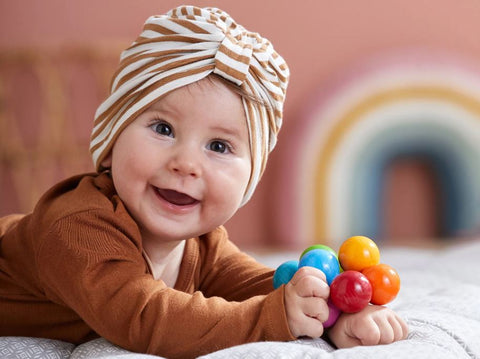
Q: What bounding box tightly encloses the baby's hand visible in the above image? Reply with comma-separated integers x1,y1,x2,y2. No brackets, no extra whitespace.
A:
328,305,408,347
284,266,330,338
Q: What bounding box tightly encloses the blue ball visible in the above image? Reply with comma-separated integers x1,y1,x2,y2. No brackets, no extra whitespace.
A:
298,248,340,285
273,260,299,289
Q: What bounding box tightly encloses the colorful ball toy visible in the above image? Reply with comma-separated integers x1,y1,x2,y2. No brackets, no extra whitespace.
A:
273,260,299,290
298,249,340,285
329,270,372,313
323,299,341,328
362,263,400,305
338,235,380,271
300,244,338,260
273,235,400,327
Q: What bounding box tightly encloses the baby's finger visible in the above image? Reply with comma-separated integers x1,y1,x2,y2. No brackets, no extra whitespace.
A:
289,266,327,285
400,316,409,339
357,317,381,346
285,293,327,338
377,318,395,344
294,275,329,299
372,311,409,344
295,313,325,338
389,315,409,341
289,267,329,298
372,311,410,344
301,296,330,323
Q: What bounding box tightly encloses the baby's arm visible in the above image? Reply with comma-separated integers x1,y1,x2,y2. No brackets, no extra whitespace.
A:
37,219,294,358
327,304,408,347
284,266,330,338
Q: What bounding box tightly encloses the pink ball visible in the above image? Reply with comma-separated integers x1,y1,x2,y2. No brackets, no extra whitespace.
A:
323,300,341,328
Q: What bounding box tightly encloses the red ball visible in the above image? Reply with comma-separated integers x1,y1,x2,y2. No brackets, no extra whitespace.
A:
330,271,372,313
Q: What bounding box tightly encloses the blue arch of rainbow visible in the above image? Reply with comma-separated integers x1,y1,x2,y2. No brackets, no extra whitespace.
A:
351,119,480,239
305,85,480,246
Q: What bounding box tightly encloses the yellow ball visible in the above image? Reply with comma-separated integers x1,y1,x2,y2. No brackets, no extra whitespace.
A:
339,236,380,271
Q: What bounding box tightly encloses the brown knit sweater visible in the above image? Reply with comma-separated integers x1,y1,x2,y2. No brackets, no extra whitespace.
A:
0,173,294,358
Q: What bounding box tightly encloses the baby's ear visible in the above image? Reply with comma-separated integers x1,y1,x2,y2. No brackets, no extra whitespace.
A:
100,153,112,168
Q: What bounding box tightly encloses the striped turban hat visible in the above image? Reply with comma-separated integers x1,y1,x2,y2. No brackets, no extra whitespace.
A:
90,5,289,204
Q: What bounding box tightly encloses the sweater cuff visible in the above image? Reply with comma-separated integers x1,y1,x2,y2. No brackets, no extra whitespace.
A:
263,286,296,341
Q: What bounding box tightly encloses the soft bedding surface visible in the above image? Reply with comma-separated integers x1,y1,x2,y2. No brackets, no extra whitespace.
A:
1,240,480,358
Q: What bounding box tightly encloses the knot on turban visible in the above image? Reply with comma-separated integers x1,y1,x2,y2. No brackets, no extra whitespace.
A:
90,6,290,205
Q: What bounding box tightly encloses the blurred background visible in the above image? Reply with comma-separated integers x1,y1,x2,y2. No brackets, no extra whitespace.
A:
2,0,480,251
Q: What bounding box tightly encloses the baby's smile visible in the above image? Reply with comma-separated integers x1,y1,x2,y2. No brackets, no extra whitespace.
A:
156,188,199,206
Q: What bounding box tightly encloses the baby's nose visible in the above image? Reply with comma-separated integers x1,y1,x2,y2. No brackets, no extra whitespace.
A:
168,147,202,178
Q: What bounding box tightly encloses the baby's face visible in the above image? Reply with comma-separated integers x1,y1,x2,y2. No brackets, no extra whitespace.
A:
104,77,251,244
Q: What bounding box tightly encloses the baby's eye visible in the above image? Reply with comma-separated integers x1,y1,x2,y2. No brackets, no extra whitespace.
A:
151,122,173,137
209,140,230,154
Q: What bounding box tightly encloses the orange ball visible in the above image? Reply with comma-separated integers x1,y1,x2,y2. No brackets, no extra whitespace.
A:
338,236,380,271
362,264,401,305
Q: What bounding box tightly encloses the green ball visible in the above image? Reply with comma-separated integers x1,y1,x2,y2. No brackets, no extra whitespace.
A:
300,244,338,260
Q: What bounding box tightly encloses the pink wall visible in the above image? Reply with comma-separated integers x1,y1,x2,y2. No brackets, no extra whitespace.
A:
2,0,480,249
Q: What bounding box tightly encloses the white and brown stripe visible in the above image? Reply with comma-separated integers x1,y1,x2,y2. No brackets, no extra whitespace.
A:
90,6,289,204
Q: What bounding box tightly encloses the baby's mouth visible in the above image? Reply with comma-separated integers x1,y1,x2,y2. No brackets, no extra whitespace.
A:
156,188,199,206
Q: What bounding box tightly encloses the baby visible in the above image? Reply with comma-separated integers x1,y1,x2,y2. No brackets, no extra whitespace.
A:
0,6,408,358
